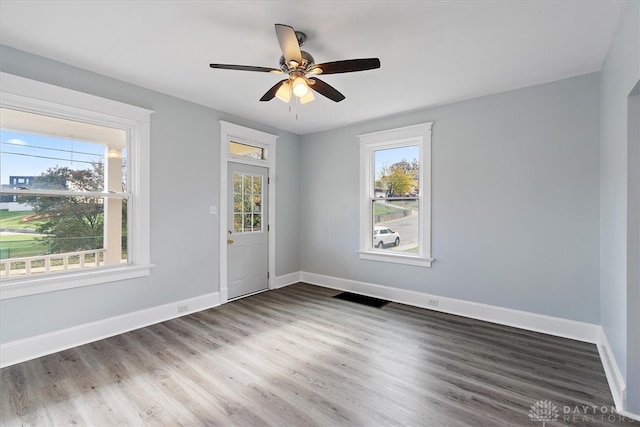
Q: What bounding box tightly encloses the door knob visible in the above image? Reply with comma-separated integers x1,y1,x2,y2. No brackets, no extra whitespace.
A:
227,238,234,244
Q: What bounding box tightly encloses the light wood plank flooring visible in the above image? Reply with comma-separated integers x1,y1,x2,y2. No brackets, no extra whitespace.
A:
1,283,637,426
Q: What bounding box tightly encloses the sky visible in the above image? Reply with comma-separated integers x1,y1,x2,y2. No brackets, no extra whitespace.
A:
1,130,106,186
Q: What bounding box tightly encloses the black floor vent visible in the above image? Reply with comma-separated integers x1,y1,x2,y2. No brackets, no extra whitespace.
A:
333,292,390,308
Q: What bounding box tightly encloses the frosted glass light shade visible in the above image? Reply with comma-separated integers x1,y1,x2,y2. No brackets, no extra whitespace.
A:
275,82,291,102
299,90,315,104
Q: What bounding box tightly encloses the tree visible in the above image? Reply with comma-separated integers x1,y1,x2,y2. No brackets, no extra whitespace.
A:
19,164,105,254
376,158,419,196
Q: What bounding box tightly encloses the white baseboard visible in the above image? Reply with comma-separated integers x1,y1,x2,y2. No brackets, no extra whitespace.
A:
597,327,627,412
617,410,640,423
0,291,220,368
299,271,601,344
270,271,300,289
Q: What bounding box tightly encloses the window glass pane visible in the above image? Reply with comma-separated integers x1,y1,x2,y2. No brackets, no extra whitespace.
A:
1,108,127,193
229,141,264,160
0,195,127,277
372,199,419,254
374,145,420,197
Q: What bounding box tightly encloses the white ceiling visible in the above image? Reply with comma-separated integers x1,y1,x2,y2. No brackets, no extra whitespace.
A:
0,1,628,135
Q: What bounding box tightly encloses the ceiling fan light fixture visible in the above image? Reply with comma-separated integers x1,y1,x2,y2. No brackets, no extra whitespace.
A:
292,77,309,97
275,81,292,102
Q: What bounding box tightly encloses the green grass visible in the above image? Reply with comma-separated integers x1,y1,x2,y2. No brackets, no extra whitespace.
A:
0,234,40,242
374,201,418,216
0,210,46,230
0,210,47,258
0,235,49,259
374,204,401,215
391,200,419,210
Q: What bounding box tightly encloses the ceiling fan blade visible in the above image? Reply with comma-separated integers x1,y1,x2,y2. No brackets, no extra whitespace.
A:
275,24,302,65
310,58,381,75
209,64,280,73
260,79,289,101
308,77,346,102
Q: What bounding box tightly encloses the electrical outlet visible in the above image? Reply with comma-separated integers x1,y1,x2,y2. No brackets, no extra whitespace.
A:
427,298,439,307
178,305,189,313
209,206,217,215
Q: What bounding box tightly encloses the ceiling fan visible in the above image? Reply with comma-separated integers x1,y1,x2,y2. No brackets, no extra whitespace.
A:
209,24,381,105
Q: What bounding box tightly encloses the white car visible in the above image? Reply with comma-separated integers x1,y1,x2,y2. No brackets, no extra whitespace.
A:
373,226,400,248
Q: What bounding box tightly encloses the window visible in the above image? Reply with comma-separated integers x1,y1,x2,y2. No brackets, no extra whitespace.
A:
229,141,265,160
0,72,153,299
359,123,433,267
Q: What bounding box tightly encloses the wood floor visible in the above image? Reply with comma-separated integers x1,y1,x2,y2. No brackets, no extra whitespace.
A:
1,283,637,426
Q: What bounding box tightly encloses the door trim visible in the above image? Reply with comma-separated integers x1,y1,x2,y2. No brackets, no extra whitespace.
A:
219,121,277,304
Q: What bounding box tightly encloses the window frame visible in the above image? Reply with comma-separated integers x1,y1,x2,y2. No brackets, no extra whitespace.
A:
358,122,433,267
0,72,153,299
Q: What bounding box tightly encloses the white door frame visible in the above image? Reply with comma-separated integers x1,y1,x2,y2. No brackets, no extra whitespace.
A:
219,121,277,304
626,83,640,415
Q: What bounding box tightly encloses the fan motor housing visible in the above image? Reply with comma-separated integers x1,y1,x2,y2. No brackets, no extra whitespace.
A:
279,51,315,72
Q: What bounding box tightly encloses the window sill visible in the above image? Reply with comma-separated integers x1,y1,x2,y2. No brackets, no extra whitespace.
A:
358,250,433,267
0,264,154,300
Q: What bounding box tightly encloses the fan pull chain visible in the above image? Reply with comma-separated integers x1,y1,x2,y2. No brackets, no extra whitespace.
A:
288,96,300,120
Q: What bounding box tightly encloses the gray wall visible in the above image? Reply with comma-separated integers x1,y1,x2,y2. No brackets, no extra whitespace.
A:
599,0,640,405
301,73,601,323
0,45,301,343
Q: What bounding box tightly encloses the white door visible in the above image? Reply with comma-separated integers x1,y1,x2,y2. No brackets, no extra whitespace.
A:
227,162,268,299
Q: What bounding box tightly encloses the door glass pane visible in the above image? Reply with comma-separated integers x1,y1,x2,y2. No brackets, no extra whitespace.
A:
230,141,264,160
233,193,242,212
243,193,252,213
233,172,263,233
234,174,243,193
234,214,243,232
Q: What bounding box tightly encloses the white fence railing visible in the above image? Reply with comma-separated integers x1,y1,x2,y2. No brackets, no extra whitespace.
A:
0,249,106,278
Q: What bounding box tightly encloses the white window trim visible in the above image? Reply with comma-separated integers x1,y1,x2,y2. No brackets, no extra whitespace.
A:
219,121,277,304
358,122,434,267
0,72,154,300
